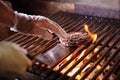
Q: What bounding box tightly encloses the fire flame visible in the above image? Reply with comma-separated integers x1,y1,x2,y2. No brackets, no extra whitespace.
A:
84,24,97,43
53,25,99,79
53,47,101,80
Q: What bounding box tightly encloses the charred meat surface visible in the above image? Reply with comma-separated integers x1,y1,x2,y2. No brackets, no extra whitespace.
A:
60,32,89,47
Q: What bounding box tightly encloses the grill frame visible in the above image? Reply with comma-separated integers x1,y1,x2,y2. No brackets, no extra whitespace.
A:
4,11,120,80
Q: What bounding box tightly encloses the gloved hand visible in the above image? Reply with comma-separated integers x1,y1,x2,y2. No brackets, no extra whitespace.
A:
11,11,67,40
0,41,32,78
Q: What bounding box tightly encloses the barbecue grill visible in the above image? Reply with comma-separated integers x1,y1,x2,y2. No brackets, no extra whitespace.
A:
4,11,120,80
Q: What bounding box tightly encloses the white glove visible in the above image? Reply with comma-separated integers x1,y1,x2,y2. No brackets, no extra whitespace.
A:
11,11,67,40
0,41,32,77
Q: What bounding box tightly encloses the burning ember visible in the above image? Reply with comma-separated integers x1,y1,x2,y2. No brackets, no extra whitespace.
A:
53,46,102,80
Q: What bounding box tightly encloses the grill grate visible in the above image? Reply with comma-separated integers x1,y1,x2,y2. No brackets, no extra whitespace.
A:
4,11,120,80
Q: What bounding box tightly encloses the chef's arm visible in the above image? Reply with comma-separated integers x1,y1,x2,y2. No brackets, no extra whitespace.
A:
0,1,14,27
0,1,67,40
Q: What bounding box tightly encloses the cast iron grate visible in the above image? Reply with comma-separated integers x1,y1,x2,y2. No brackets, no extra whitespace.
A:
4,11,120,80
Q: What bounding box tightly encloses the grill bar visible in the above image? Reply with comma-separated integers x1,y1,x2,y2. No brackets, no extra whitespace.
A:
116,63,120,80
43,15,119,80
4,11,120,80
102,48,120,80
40,14,104,79
80,28,120,79
91,39,120,80
59,25,119,80
81,38,120,80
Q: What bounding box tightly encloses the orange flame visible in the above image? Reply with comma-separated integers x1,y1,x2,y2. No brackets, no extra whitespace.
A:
96,65,102,70
84,24,97,43
53,47,101,80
